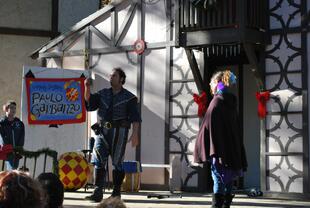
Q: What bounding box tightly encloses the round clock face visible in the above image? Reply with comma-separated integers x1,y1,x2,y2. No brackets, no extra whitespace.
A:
142,0,161,4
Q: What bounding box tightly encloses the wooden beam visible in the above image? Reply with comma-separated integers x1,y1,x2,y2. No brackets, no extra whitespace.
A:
84,27,91,69
31,0,138,58
185,48,204,93
135,0,144,162
39,46,135,58
61,29,85,51
243,43,264,90
301,0,309,195
51,0,59,38
165,0,172,189
0,27,58,37
115,3,137,46
38,41,176,58
181,28,240,47
111,8,117,46
237,0,246,31
180,28,265,47
174,0,180,47
38,52,63,58
38,5,115,54
89,25,112,46
147,41,175,49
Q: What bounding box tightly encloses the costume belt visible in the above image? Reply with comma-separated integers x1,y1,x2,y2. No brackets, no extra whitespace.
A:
102,120,130,129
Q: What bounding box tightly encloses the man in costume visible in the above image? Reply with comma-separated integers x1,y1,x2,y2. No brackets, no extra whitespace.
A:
194,70,247,208
0,100,25,170
84,67,141,202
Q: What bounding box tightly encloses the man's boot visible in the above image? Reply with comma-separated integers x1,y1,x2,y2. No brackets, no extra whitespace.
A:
211,193,224,208
110,170,125,198
222,194,234,208
85,168,105,202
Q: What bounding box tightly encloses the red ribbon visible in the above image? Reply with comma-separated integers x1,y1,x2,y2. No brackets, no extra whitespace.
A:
0,144,13,160
256,91,270,119
193,91,207,118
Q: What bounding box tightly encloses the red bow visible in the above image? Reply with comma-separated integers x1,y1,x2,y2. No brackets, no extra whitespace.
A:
256,91,270,119
193,91,207,118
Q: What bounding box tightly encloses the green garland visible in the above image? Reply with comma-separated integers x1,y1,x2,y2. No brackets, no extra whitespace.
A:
13,147,58,176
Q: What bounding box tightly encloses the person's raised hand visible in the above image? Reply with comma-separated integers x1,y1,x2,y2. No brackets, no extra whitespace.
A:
84,78,91,87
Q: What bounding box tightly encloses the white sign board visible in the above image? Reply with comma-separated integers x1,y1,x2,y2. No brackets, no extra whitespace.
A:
21,66,89,175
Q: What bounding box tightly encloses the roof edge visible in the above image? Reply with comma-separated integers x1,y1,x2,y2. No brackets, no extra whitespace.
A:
30,3,117,59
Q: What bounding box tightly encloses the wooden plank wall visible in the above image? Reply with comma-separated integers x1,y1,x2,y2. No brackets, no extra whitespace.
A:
178,0,267,31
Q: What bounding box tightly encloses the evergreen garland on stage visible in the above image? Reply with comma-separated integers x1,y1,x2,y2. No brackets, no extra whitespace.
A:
13,147,58,175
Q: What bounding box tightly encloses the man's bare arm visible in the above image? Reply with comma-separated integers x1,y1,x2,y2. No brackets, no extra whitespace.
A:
129,122,140,147
84,78,91,102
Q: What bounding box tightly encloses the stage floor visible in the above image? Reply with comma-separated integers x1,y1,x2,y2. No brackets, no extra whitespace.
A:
63,189,310,208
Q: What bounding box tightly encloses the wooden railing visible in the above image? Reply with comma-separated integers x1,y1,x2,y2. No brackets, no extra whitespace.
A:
177,0,267,32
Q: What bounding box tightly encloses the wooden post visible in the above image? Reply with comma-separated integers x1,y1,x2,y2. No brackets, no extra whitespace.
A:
185,49,205,93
